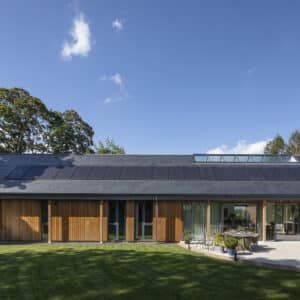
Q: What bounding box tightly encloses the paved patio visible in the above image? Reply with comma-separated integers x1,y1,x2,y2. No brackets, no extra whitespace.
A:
238,241,300,270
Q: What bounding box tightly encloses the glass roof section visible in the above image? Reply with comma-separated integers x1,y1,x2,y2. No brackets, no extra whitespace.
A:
193,154,299,163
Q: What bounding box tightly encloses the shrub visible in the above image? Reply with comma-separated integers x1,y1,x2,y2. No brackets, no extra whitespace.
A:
213,234,224,246
183,232,192,242
224,237,238,249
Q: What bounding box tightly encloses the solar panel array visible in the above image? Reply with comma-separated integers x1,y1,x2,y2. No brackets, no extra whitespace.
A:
5,165,300,181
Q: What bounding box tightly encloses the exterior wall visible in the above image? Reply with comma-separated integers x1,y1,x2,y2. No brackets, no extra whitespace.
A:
5,198,296,243
126,200,135,241
155,201,183,242
51,200,100,242
0,199,41,241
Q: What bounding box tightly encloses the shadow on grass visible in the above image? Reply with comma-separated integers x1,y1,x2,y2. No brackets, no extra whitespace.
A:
0,244,299,300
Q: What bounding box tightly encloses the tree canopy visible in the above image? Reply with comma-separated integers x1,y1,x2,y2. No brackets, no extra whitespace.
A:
96,138,125,154
264,131,300,155
0,87,94,154
264,135,286,155
0,87,125,154
286,130,300,155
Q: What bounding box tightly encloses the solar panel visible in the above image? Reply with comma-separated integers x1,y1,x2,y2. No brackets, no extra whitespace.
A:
6,166,30,180
5,164,300,181
211,166,248,181
103,167,122,180
168,167,184,180
135,167,153,180
119,167,136,180
22,166,48,179
183,167,200,180
245,167,265,181
152,167,168,180
88,167,106,179
54,166,76,179
38,166,60,179
284,167,300,181
198,166,215,180
71,166,91,179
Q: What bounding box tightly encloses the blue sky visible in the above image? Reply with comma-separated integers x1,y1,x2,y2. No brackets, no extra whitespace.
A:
1,1,300,154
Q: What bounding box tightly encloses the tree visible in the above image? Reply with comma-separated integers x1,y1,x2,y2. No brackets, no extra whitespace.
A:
264,135,286,155
47,110,94,153
0,87,50,153
287,130,300,154
96,137,125,154
0,87,94,154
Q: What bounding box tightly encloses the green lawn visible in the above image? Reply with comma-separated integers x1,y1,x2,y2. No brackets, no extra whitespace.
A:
0,244,299,300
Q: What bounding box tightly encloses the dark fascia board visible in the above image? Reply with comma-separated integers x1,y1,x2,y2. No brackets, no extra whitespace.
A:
1,193,300,201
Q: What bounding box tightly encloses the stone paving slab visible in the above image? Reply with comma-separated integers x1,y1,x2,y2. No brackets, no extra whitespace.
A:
238,241,300,270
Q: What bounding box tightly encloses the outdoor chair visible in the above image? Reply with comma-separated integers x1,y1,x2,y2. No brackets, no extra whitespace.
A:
203,239,214,251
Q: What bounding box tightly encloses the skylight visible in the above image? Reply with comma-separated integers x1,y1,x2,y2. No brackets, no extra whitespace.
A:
193,154,299,163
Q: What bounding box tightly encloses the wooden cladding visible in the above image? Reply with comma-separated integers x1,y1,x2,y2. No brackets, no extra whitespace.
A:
0,200,41,241
126,201,135,241
155,201,183,242
0,199,184,243
51,200,100,242
101,201,108,242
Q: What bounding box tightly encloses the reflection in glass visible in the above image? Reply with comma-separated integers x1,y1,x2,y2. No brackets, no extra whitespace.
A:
108,201,126,241
135,201,153,240
211,203,258,236
267,203,300,240
183,202,206,240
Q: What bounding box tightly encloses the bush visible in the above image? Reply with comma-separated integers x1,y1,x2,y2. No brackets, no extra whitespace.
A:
224,237,238,249
183,232,192,242
213,234,224,246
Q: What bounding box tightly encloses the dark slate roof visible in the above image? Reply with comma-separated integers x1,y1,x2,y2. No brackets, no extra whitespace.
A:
1,153,300,200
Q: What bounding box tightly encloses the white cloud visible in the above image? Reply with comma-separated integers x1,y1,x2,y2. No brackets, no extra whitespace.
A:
110,73,123,86
104,96,124,104
101,73,124,87
61,13,91,59
112,18,123,31
206,140,269,154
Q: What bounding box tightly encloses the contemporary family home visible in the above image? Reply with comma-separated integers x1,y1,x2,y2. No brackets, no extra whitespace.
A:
0,153,300,243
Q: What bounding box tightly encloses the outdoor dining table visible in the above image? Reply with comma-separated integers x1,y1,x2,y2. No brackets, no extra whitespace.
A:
224,231,259,251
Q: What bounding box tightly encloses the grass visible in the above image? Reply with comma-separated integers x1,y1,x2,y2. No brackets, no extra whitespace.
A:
0,244,299,300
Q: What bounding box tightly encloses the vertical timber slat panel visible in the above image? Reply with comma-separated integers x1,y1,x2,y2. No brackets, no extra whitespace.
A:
99,201,103,243
0,199,2,240
175,201,183,242
206,200,211,240
126,200,135,241
102,201,108,242
48,200,52,243
50,200,100,242
0,200,41,241
157,201,183,242
262,200,267,241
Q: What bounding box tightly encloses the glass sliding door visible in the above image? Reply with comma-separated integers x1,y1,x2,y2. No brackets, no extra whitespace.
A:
211,202,259,236
108,201,126,241
267,203,300,240
183,202,206,240
41,201,48,241
135,201,153,240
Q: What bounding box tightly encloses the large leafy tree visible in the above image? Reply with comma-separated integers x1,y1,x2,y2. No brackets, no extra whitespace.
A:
264,135,286,155
0,88,50,153
48,110,94,153
287,130,300,154
0,87,94,154
96,137,125,154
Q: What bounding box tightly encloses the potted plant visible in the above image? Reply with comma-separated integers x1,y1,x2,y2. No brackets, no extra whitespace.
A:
183,232,192,244
213,234,224,253
224,237,238,258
